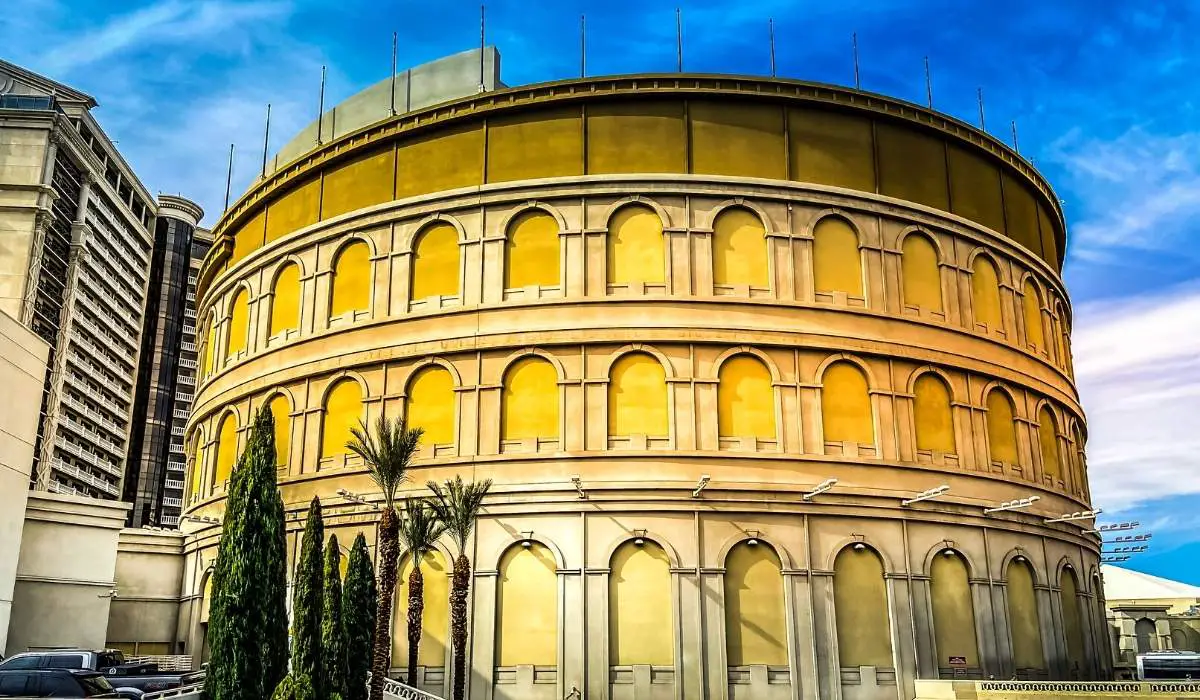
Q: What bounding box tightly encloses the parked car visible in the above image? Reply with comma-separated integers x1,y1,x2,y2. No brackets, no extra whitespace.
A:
0,668,141,698
0,652,184,693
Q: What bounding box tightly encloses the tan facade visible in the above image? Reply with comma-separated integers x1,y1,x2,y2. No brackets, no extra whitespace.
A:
183,77,1104,699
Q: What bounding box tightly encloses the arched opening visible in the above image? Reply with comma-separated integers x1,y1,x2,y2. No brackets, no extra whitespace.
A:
500,357,559,442
1061,567,1085,676
1073,424,1088,496
226,289,249,358
971,255,1003,330
901,234,942,312
913,373,955,453
833,545,893,668
821,361,873,445
1038,405,1061,482
712,207,768,288
187,433,204,502
406,366,455,448
1135,618,1156,654
606,205,665,286
320,379,362,460
270,263,301,336
268,394,291,469
986,389,1020,466
330,241,371,319
213,413,238,489
504,210,559,289
724,541,787,666
717,355,775,440
812,217,863,297
1006,558,1045,671
930,550,978,673
496,542,558,667
610,540,673,666
411,223,460,300
1023,280,1045,351
202,313,217,377
393,549,451,671
608,353,668,439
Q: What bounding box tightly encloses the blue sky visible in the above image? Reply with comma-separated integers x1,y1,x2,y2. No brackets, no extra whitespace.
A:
4,0,1198,583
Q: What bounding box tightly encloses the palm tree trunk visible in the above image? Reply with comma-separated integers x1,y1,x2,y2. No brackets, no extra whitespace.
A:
450,553,471,700
406,564,424,686
369,506,400,700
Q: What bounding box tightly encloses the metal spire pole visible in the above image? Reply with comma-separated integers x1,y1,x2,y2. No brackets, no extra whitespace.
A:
479,5,486,91
390,32,397,116
1011,120,1020,153
852,32,861,89
260,103,271,178
977,87,986,130
924,56,932,108
223,143,234,212
769,18,776,77
316,65,326,145
676,8,683,72
581,15,586,78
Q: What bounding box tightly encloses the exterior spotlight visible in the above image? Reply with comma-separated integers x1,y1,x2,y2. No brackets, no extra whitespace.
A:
181,514,220,526
942,549,955,557
901,484,950,507
335,488,380,510
1014,554,1025,562
853,542,866,552
802,478,838,501
520,531,534,548
691,474,711,498
571,475,587,500
983,496,1040,514
745,529,761,546
1044,508,1102,524
632,529,647,546
1102,556,1130,563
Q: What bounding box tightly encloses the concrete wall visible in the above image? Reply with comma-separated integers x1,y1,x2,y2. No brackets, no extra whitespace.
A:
7,492,130,653
0,310,49,653
105,529,185,655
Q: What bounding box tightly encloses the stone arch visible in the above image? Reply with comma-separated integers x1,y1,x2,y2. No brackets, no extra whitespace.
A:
490,535,568,572
500,353,561,442
210,408,242,490
600,195,673,230
262,388,296,469
496,201,570,237
905,365,957,396
399,213,469,254
609,537,675,666
920,542,979,579
404,356,464,391
318,369,371,405
601,532,683,570
602,344,677,379
824,537,896,573
224,281,254,357
496,347,567,384
716,533,797,571
700,197,776,233
722,537,789,667
977,379,1021,412
832,542,894,669
897,226,949,262
711,345,783,383
269,252,308,279
330,233,379,261
403,362,457,447
813,352,878,389
802,209,865,240
495,539,560,667
999,548,1041,586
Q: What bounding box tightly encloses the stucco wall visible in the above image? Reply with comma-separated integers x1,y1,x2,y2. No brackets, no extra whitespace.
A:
105,529,185,655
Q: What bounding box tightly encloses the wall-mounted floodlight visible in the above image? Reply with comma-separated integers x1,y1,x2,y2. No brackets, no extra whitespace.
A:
1044,508,1102,524
1111,533,1152,543
632,529,647,546
335,488,381,510
1101,556,1130,563
570,475,587,500
691,475,711,498
802,478,838,501
1103,545,1149,555
1084,521,1138,535
181,514,220,526
745,530,761,546
901,485,950,507
983,496,1039,514
520,531,534,548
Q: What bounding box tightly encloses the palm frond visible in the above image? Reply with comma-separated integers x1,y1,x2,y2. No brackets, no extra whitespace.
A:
397,498,447,562
426,475,493,553
346,415,423,510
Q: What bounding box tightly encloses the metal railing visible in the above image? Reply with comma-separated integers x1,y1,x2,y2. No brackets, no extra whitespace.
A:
181,342,197,352
165,479,184,490
179,358,197,369
173,408,191,419
161,515,180,526
57,414,125,465
53,438,122,479
49,457,119,496
382,677,445,700
59,393,125,437
163,496,183,507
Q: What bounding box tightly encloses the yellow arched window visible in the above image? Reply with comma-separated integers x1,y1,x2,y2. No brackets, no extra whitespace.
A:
724,541,787,666
213,413,238,488
1054,300,1071,369
901,234,942,311
930,550,978,670
504,211,559,289
1061,568,1085,672
496,543,558,666
971,255,1003,330
330,241,371,319
610,540,673,665
812,217,863,297
717,355,775,440
985,389,1019,466
821,361,873,445
411,223,460,300
187,434,204,501
320,378,362,459
913,373,955,453
833,545,893,668
501,357,559,441
394,550,451,669
226,289,249,358
202,313,217,377
406,366,455,446
270,263,301,336
608,353,668,438
1038,405,1060,482
1006,558,1045,670
713,207,768,288
607,205,664,285
268,394,291,469
1023,280,1045,351
1073,424,1088,495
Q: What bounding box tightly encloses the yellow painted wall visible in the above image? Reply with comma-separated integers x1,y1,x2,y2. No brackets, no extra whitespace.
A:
586,100,686,174
269,263,301,336
320,379,362,459
690,100,786,180
501,357,559,441
322,148,395,220
487,107,583,183
812,217,863,297
395,122,484,199
985,390,1019,466
788,108,875,192
609,541,673,666
1038,406,1060,481
411,223,460,300
1061,568,1085,671
394,550,450,668
606,205,664,285
948,144,1005,233
1023,281,1045,351
717,355,775,439
496,543,557,666
712,207,769,288
231,210,265,265
1037,203,1060,269
329,241,371,318
1006,559,1045,670
269,394,290,468
226,289,249,358
213,414,238,488
724,542,787,666
821,361,873,445
406,366,455,446
834,546,893,668
1003,173,1043,258
901,234,942,312
913,373,955,453
265,177,320,243
504,211,559,289
608,353,668,437
930,551,978,668
876,122,949,211
971,256,1003,329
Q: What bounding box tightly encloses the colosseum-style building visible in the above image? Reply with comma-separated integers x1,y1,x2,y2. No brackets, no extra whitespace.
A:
180,53,1107,700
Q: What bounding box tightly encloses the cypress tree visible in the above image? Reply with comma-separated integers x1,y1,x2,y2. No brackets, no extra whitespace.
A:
207,405,289,700
322,535,348,700
293,497,325,698
343,533,376,700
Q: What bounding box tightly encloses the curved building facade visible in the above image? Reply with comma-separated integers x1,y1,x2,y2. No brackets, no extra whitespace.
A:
180,73,1106,699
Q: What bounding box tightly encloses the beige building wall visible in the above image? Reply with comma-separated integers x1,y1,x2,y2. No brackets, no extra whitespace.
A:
105,529,185,655
0,310,50,653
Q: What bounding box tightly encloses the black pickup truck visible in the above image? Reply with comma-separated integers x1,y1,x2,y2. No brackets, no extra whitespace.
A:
0,650,201,694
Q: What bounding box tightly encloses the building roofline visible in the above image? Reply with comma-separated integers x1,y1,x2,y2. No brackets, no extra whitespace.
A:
0,58,97,107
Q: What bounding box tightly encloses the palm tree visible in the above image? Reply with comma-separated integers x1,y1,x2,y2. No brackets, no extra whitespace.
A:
426,476,492,700
347,416,423,700
397,498,447,686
